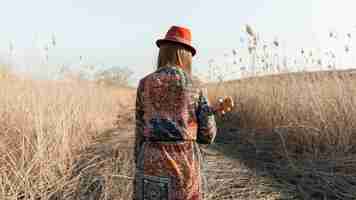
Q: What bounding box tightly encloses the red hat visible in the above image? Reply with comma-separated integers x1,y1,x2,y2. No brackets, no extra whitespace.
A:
156,26,196,56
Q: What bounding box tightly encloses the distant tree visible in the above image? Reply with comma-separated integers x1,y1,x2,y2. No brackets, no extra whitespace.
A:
94,66,133,86
0,64,10,79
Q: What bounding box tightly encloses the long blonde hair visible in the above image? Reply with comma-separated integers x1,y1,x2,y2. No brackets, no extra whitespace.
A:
157,42,193,75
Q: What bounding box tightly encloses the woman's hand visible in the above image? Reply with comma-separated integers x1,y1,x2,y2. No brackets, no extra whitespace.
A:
214,96,234,115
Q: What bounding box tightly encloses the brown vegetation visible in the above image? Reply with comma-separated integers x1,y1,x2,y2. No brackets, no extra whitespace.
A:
0,77,135,199
208,70,356,199
3,68,356,199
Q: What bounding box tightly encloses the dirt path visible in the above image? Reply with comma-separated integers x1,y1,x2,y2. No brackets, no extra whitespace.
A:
202,126,297,200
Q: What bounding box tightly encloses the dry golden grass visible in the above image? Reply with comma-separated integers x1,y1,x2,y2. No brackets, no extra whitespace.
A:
208,70,356,154
0,77,135,199
3,69,356,199
207,70,356,199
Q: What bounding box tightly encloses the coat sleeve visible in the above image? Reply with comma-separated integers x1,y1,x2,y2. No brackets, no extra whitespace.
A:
196,88,217,144
134,80,145,167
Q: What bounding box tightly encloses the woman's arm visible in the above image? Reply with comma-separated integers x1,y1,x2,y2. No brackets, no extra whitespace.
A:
196,89,217,144
134,81,145,167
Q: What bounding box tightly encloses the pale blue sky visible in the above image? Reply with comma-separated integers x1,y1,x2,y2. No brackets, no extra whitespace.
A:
0,0,355,84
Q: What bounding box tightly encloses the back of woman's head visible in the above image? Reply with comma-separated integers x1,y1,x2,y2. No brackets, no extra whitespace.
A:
157,42,193,74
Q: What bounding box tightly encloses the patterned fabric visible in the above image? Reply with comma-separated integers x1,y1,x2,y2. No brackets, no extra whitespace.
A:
134,66,217,200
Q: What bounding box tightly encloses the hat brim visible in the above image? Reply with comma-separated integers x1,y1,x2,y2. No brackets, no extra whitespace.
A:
156,39,196,56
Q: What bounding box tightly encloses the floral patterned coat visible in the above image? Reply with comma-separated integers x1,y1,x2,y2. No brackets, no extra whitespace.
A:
134,66,217,200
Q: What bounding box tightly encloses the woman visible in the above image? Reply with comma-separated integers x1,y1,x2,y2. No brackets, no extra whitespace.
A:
134,26,233,200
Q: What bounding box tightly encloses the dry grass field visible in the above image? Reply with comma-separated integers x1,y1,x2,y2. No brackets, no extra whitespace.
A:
208,69,356,199
2,69,356,199
0,77,136,199
208,70,356,151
